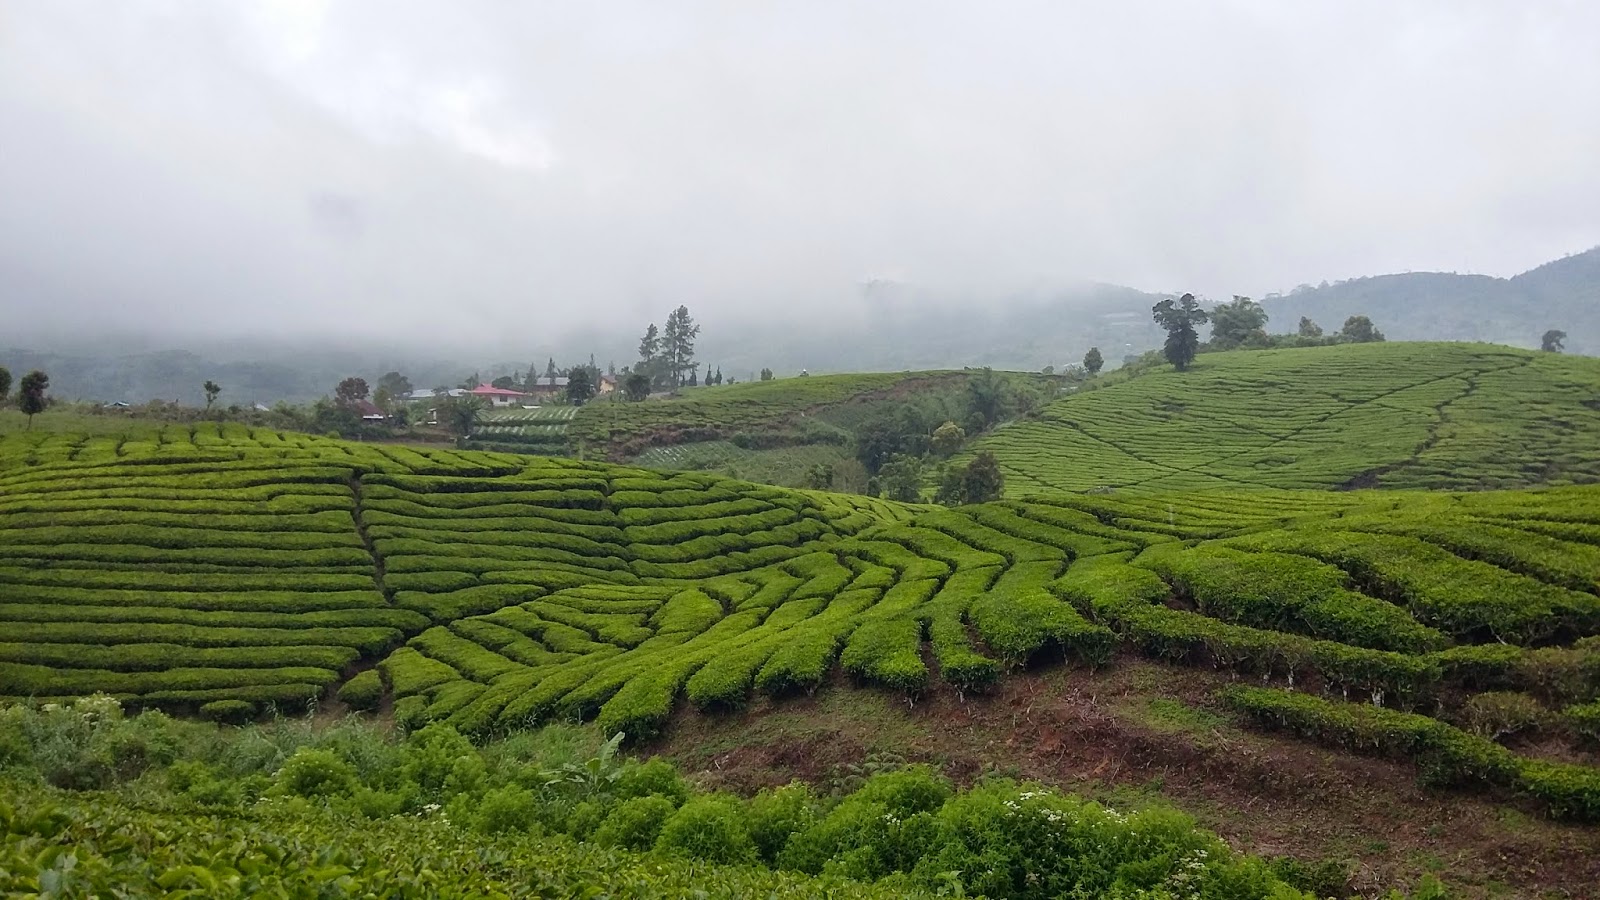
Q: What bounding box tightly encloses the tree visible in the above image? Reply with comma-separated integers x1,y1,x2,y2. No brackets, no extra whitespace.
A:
335,377,370,407
1297,317,1323,338
566,366,597,405
1208,296,1269,349
713,366,723,386
491,375,517,390
202,380,221,410
637,324,661,366
0,366,9,403
545,358,559,386
876,454,923,503
1152,293,1209,371
623,372,651,402
687,365,698,387
661,305,700,387
935,464,965,506
930,420,966,457
376,371,412,398
961,451,1005,504
760,368,774,381
1541,329,1567,353
437,394,484,439
18,370,48,429
1340,315,1385,343
1083,347,1104,375
967,367,1008,430
802,463,834,490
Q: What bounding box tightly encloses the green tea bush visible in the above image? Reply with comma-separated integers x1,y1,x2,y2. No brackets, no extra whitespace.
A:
1568,700,1600,743
336,670,383,711
1461,691,1548,740
970,588,1114,667
198,699,255,723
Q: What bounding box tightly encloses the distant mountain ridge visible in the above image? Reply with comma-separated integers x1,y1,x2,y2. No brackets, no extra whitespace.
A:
1261,247,1599,354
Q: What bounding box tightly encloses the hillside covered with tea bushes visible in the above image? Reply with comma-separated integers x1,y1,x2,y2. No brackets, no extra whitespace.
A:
960,342,1600,494
2,422,1598,827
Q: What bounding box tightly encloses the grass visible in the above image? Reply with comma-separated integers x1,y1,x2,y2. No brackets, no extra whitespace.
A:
1136,697,1231,735
959,342,1600,493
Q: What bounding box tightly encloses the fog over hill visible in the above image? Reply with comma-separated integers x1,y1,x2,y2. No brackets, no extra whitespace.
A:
8,246,1596,406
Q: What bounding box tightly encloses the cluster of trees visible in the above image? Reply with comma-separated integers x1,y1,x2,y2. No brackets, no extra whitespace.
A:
0,365,50,428
1150,294,1388,371
852,369,1037,504
633,306,701,391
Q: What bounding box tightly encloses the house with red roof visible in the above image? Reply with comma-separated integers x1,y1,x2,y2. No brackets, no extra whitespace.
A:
463,383,530,407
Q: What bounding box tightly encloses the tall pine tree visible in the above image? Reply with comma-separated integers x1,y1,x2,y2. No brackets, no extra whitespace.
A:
662,306,700,387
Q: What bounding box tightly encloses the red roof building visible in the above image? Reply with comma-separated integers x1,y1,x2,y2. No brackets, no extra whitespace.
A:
464,384,530,407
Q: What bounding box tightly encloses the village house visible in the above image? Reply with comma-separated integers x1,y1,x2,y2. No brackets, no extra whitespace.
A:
464,383,531,407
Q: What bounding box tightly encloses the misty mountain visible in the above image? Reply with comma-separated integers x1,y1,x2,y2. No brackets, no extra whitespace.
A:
6,249,1596,406
1261,247,1600,354
0,347,470,407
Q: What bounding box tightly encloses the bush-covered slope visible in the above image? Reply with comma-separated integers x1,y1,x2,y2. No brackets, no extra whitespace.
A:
2,425,1598,821
960,342,1600,493
568,370,971,458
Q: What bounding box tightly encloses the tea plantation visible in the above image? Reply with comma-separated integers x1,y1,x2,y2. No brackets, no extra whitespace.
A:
3,420,1598,829
961,342,1600,494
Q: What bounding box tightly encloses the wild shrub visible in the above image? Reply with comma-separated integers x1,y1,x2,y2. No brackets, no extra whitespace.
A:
749,783,820,865
272,748,357,799
593,795,676,850
655,795,759,865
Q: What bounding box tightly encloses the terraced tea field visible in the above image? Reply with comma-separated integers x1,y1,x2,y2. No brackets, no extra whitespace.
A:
961,342,1600,494
468,405,575,452
2,424,1597,821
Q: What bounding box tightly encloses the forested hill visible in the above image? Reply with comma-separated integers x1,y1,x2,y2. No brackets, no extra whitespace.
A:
1262,247,1600,355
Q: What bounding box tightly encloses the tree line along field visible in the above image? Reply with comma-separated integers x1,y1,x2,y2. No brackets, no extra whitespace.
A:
957,342,1600,495
2,424,1598,824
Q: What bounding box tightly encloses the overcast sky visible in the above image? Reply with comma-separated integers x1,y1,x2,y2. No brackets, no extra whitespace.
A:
2,1,1598,352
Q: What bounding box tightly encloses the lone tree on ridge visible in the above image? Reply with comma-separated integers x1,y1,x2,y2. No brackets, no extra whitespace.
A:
18,370,49,429
1083,346,1104,375
1152,293,1209,371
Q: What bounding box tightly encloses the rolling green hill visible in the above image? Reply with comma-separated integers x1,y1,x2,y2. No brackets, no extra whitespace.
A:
2,424,1597,831
959,342,1600,495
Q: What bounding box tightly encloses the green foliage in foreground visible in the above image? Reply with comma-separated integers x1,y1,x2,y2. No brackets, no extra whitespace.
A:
0,696,1337,899
1,786,904,899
